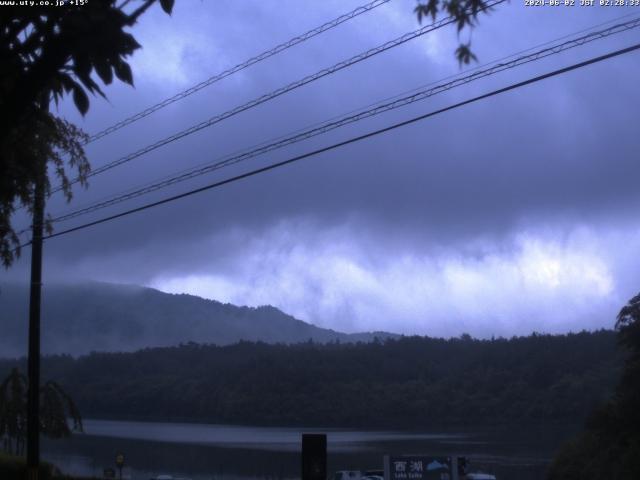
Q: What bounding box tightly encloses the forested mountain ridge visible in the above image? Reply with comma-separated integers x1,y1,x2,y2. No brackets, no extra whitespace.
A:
0,330,620,428
0,282,395,356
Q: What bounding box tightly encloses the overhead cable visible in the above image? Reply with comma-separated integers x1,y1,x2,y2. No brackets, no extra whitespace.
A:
33,42,640,244
87,0,394,144
53,0,505,193
49,17,640,224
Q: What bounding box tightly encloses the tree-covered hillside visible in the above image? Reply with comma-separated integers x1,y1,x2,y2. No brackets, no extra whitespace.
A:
0,331,620,428
0,282,394,356
548,294,640,480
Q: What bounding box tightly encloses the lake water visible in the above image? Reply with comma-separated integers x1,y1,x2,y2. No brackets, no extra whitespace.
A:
41,419,579,480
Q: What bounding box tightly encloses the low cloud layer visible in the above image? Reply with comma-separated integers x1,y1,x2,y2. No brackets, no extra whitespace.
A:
3,1,639,338
152,218,640,337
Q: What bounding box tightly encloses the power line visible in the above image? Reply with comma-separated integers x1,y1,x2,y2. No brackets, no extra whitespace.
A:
48,16,640,225
52,0,505,194
86,0,393,144
33,42,640,245
8,0,394,226
52,10,640,218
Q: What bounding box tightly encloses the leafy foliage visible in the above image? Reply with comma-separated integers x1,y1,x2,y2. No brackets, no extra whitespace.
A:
0,0,174,267
0,369,26,455
0,111,89,267
548,292,640,480
0,369,83,457
455,43,477,65
616,292,640,356
414,0,499,64
0,330,619,429
40,381,83,440
0,452,63,480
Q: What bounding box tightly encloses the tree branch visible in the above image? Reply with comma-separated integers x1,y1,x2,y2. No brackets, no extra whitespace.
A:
125,0,156,25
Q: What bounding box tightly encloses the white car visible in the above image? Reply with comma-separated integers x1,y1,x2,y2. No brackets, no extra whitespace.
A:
334,471,362,480
150,476,192,480
361,476,384,480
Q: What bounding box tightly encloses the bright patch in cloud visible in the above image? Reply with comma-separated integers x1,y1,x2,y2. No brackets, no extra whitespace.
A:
130,14,233,88
151,222,630,338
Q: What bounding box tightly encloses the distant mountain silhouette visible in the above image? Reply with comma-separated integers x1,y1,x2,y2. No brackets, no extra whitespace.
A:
0,282,396,357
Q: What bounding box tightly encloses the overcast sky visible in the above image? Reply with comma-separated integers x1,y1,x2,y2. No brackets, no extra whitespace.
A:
2,0,640,337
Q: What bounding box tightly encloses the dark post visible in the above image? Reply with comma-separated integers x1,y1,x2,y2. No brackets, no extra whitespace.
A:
115,452,125,480
26,160,45,480
301,433,327,480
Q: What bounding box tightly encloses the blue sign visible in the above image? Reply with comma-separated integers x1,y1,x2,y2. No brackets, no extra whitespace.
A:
384,456,457,480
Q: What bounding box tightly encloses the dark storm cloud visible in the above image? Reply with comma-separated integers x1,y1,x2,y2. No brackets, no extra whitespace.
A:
3,1,639,335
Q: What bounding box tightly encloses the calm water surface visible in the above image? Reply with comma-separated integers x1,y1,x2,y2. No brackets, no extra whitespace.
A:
41,419,579,480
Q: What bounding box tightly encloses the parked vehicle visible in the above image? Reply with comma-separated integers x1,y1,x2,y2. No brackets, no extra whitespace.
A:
334,471,362,480
149,475,192,480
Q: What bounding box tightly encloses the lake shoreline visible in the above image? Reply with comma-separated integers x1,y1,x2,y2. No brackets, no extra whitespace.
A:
74,414,584,434
41,418,570,480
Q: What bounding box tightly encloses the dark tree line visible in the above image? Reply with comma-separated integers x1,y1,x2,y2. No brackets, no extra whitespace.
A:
0,330,620,429
548,294,640,480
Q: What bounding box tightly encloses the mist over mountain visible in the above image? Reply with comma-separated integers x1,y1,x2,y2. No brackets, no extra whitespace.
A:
0,282,395,357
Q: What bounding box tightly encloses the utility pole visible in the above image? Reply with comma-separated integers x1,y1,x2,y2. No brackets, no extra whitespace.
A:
27,157,45,480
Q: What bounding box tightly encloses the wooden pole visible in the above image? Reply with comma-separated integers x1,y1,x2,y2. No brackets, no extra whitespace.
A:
26,159,45,480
